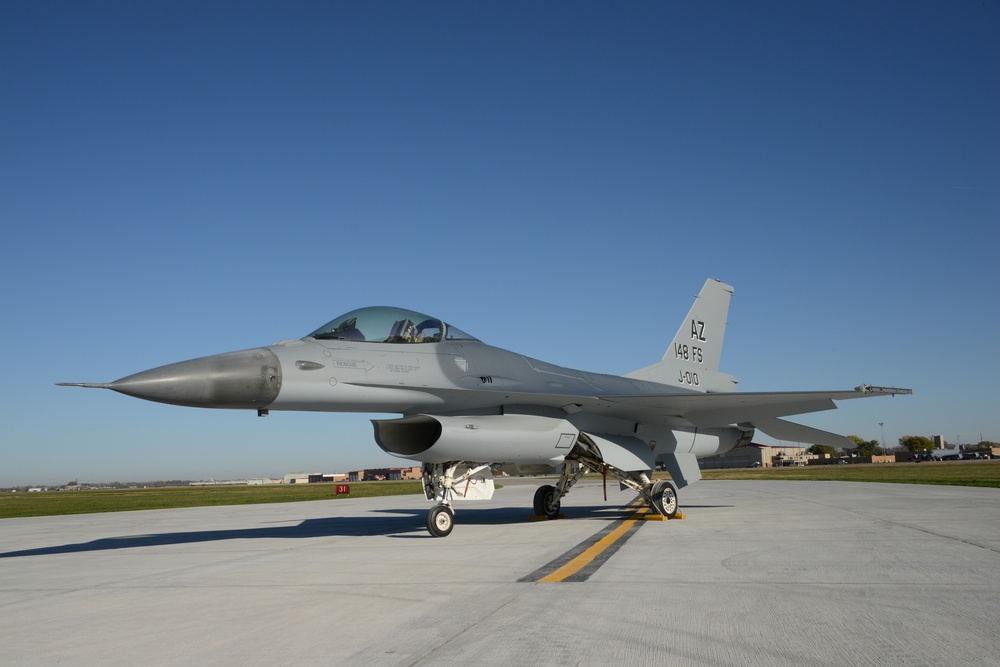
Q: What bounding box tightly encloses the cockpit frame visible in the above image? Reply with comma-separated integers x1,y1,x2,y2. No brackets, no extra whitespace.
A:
307,306,479,344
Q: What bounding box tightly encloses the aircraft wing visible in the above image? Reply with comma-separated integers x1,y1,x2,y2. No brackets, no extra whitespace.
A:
600,386,911,424
358,381,909,447
598,386,911,448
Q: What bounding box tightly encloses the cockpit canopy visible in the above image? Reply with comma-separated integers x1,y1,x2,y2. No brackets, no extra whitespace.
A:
307,307,479,344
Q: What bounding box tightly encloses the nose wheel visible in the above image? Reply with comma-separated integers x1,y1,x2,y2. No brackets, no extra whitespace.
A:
426,504,455,537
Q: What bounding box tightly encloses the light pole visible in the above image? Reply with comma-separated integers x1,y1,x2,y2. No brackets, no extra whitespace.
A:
879,422,886,456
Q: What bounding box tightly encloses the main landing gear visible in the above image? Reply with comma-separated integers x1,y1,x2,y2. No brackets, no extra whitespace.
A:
536,439,682,521
535,468,679,521
533,484,561,519
650,479,679,519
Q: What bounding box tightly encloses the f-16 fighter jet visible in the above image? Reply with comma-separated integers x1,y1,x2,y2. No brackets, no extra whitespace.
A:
61,279,910,536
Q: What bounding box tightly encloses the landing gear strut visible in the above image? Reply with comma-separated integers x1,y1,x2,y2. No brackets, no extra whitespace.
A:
558,437,682,519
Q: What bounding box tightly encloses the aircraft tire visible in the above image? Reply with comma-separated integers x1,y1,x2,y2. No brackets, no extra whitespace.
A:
651,480,678,518
533,484,561,518
426,504,455,537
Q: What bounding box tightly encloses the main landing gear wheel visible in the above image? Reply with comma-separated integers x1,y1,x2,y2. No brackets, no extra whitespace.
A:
426,504,454,537
533,484,561,519
651,480,678,518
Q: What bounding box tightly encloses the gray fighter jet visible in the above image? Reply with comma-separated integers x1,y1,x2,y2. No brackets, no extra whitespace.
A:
60,279,911,536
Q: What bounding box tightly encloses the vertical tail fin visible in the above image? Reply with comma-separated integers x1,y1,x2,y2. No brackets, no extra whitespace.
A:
625,279,738,392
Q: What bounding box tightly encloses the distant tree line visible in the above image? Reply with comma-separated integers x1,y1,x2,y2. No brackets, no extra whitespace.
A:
807,436,997,458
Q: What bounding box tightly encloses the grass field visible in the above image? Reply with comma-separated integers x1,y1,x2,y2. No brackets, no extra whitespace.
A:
3,462,997,519
0,481,423,519
700,460,1000,487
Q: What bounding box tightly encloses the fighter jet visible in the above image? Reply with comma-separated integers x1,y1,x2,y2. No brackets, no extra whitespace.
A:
60,279,911,536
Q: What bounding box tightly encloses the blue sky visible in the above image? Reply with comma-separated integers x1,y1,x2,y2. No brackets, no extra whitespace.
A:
2,2,997,486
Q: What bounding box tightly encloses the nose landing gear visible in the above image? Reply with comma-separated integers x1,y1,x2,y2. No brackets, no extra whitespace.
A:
421,462,495,537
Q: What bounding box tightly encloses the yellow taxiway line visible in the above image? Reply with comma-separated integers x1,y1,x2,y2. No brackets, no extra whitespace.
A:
537,499,647,583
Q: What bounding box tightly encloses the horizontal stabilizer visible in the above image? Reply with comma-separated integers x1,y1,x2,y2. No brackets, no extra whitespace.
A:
751,417,853,449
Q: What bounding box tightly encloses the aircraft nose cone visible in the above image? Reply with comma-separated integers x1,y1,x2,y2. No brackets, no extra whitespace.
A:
108,348,282,409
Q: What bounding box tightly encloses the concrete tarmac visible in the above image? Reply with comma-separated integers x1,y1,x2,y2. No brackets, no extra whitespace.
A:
2,479,998,666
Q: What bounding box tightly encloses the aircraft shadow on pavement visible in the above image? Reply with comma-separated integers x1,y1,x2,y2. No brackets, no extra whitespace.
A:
0,503,635,558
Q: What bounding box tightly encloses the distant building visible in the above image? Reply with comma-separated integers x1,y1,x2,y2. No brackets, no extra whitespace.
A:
282,472,349,484
307,473,348,484
773,448,816,467
283,467,422,483
700,444,814,469
348,467,421,481
190,479,255,486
